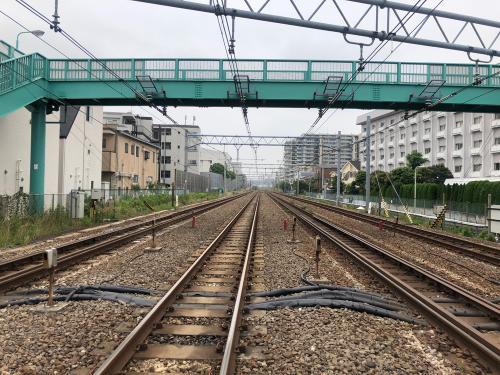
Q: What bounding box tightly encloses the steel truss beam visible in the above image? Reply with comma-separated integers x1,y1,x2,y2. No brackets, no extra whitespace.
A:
132,0,500,58
187,134,349,148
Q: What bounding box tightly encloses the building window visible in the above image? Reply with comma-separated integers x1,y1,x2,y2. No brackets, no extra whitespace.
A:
380,154,384,160
473,163,482,172
412,131,417,137
439,145,446,152
380,138,384,144
494,137,500,145
380,122,384,128
400,134,405,139
424,128,431,134
494,162,500,171
102,137,106,148
131,145,135,155
160,170,171,178
473,116,482,124
125,143,129,153
165,128,172,135
188,160,197,165
439,124,446,131
132,175,139,183
455,143,463,150
144,151,150,160
495,113,500,120
153,129,159,140
136,146,140,157
177,145,180,149
390,119,394,124
425,148,431,154
454,121,463,128
390,136,394,141
400,152,405,157
455,165,462,172
473,140,482,148
390,152,394,158
162,142,171,150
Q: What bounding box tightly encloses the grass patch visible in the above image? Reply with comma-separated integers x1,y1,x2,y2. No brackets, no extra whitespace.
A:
0,192,221,249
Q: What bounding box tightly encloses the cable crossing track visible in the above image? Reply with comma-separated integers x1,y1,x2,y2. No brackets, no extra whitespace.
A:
269,192,500,372
94,193,260,374
283,194,500,266
0,193,247,292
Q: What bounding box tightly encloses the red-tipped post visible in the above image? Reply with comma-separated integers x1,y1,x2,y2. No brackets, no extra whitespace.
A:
192,216,196,228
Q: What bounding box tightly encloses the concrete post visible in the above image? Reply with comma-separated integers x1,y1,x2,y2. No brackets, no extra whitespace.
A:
320,137,324,199
30,101,47,213
336,131,341,205
487,193,492,234
365,115,371,213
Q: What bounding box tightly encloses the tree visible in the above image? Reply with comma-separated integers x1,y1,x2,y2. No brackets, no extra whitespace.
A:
389,167,414,189
418,165,453,184
353,170,366,194
406,151,428,170
209,162,236,180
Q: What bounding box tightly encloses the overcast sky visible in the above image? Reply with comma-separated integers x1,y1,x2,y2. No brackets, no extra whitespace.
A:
2,0,499,180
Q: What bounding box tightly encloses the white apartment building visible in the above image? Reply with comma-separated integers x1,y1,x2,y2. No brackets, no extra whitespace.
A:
198,147,234,174
152,124,201,186
283,133,359,179
357,110,500,178
0,106,103,197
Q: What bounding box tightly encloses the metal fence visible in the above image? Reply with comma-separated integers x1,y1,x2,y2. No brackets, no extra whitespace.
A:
303,192,488,226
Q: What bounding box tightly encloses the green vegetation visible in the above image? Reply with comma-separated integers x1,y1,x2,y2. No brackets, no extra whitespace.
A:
210,162,236,180
0,192,220,249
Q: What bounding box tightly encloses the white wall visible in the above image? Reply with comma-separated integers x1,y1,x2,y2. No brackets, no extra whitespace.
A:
0,106,102,197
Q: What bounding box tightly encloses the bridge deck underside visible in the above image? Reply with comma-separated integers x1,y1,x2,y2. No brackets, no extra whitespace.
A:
2,80,499,115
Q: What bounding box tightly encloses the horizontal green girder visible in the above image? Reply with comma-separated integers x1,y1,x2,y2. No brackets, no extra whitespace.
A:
1,50,500,116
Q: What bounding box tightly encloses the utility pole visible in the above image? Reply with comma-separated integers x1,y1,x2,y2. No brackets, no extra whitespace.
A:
320,137,324,199
171,162,176,208
365,116,371,213
296,170,299,195
337,130,341,205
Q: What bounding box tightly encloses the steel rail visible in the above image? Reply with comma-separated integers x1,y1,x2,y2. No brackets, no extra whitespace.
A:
220,194,259,374
0,193,247,292
284,194,500,266
269,192,500,371
94,193,258,374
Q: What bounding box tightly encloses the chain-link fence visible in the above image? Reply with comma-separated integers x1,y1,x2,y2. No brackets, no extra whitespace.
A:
303,191,488,226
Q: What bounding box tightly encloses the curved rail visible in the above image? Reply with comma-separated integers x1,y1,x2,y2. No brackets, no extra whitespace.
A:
283,193,500,266
270,192,500,371
0,193,247,292
94,193,260,374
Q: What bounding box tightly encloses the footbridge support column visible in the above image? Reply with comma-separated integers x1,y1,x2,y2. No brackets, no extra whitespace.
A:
29,101,46,213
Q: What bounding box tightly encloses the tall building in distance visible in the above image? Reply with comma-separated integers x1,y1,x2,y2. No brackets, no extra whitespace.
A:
283,133,359,179
357,110,500,179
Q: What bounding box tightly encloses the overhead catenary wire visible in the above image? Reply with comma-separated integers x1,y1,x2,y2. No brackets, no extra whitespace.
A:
13,0,179,126
305,0,431,135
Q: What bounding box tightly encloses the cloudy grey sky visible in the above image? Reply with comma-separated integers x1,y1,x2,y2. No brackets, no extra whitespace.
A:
2,0,498,178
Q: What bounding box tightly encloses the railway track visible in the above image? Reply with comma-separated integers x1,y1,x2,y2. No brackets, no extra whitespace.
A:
283,193,500,266
94,193,260,374
270,192,500,371
0,193,247,292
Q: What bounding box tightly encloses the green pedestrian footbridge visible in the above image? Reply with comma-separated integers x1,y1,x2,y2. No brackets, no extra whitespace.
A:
0,40,499,201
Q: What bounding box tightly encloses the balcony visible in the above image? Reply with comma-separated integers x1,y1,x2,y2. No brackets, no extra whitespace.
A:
492,119,500,128
387,141,394,148
378,143,385,150
410,136,417,143
422,113,431,121
422,133,430,141
470,147,481,155
491,144,500,153
470,123,482,132
436,112,446,118
398,157,406,164
452,127,462,135
378,160,384,166
388,158,395,165
398,139,405,146
399,122,406,128
436,151,446,159
452,150,463,158
436,131,446,138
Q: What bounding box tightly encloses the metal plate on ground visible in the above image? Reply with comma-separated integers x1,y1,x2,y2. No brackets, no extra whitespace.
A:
134,344,222,360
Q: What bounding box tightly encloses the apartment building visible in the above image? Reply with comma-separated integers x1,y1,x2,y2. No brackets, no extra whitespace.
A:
198,147,233,174
357,110,500,178
283,133,359,179
101,124,159,189
151,124,201,186
0,106,102,196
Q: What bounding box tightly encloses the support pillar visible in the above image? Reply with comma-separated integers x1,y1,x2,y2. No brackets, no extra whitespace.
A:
336,131,341,205
365,116,371,213
30,101,47,213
